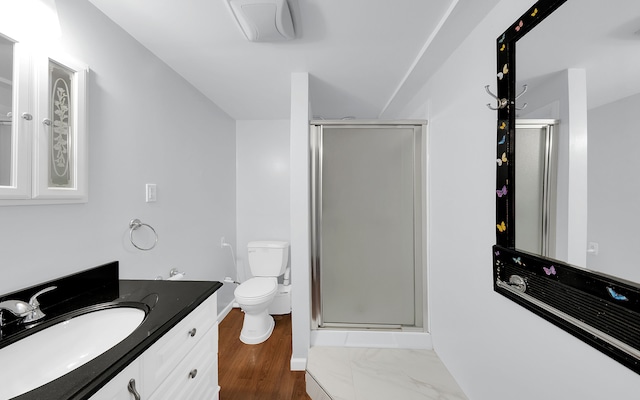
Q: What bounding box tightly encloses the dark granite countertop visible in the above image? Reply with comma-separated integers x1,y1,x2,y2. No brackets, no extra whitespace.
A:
0,262,222,400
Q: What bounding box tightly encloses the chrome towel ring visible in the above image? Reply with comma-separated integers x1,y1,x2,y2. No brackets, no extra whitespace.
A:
129,219,158,251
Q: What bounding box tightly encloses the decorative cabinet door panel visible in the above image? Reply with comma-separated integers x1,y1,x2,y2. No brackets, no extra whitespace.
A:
32,52,87,200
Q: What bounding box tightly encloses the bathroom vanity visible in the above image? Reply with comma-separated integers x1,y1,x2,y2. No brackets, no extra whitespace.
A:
0,262,222,400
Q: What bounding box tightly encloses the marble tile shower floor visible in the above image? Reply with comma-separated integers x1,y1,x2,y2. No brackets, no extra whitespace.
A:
306,347,468,400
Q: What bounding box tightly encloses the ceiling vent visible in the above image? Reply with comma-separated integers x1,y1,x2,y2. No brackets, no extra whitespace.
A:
227,0,295,42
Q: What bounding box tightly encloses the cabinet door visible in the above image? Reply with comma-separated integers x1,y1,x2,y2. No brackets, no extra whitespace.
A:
89,361,143,400
0,39,31,199
32,51,87,201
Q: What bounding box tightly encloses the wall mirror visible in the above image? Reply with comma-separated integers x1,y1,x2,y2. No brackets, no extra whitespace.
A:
493,0,640,374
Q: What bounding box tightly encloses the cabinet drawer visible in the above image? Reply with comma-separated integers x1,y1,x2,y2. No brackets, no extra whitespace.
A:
143,294,217,392
148,323,218,400
183,356,219,400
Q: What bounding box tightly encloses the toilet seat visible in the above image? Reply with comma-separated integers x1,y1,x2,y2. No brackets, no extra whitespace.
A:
234,277,278,305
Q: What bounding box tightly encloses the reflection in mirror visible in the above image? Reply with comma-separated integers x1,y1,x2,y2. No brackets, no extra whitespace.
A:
514,0,640,284
515,119,558,258
0,36,13,187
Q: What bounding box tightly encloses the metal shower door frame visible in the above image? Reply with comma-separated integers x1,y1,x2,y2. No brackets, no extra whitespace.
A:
310,120,427,330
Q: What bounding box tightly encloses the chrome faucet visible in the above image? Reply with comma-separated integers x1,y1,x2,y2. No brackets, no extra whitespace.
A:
0,286,57,327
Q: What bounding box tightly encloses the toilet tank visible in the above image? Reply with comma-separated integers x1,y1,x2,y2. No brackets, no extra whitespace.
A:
247,241,289,277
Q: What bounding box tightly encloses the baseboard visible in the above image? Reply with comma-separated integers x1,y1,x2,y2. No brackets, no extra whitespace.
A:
290,357,307,371
217,300,234,323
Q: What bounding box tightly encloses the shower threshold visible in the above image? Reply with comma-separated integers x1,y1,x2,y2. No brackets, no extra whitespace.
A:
311,328,431,349
320,322,403,330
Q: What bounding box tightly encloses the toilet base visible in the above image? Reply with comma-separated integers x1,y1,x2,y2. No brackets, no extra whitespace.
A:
240,311,275,345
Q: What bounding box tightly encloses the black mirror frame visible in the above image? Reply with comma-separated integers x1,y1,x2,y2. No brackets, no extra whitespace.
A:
492,0,640,374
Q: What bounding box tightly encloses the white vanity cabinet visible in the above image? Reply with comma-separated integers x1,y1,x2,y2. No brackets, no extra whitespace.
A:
89,293,219,400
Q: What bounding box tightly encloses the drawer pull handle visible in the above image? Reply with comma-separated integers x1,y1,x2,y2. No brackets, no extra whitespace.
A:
189,328,197,337
189,369,198,379
127,379,141,400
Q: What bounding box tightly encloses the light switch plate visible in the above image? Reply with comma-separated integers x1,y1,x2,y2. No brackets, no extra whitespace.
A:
146,183,157,202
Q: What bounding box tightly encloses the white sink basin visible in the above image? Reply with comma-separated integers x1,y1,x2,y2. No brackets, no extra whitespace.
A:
0,306,145,399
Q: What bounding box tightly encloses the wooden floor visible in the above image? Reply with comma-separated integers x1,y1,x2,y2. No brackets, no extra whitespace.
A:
218,308,311,400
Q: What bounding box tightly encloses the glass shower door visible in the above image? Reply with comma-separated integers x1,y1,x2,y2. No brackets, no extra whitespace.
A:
312,123,423,328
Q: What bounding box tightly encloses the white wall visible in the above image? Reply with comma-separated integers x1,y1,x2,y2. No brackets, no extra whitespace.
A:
290,72,311,371
588,93,640,284
235,119,291,281
234,82,308,372
389,0,640,398
0,0,237,309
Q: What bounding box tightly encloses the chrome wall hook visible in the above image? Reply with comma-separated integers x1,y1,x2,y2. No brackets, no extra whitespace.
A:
515,84,528,110
485,85,508,110
486,84,529,110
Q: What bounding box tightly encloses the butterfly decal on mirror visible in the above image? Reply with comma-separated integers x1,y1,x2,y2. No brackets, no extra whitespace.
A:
499,121,507,130
496,152,508,166
498,135,506,145
512,257,525,266
497,64,508,80
496,185,508,197
543,265,556,276
496,221,506,233
606,287,629,302
531,8,538,17
515,20,524,32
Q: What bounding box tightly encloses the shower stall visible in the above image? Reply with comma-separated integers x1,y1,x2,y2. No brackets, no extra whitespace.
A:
310,120,426,334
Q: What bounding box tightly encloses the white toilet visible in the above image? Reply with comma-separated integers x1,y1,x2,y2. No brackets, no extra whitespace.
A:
234,240,289,344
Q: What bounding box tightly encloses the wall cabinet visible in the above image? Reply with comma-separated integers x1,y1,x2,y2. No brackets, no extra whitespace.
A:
0,37,88,205
89,293,219,400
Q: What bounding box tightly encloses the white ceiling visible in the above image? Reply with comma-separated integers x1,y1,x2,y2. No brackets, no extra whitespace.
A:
88,0,459,120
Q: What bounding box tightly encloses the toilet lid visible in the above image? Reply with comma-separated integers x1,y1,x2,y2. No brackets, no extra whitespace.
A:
235,277,277,299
